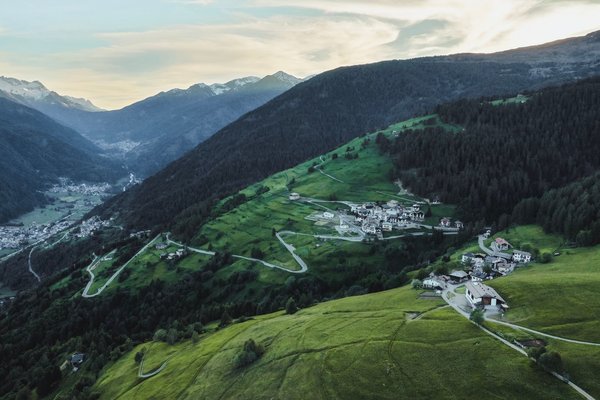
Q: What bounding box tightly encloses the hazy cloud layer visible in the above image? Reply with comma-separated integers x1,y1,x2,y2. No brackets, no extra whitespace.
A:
0,0,598,109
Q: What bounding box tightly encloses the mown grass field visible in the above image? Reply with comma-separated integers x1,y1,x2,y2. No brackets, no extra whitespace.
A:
489,241,600,342
485,321,600,398
94,286,575,400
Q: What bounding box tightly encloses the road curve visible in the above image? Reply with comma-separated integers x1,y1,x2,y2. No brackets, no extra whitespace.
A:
82,235,161,298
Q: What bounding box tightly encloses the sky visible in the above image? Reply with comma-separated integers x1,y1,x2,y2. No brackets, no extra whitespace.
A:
0,0,598,109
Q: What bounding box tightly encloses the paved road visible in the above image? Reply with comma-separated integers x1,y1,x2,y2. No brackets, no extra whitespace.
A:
441,285,596,400
82,236,160,298
486,318,600,347
168,235,307,274
478,235,512,259
27,247,41,282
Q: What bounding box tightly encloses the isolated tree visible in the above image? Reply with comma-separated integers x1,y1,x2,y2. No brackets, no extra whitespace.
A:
191,331,200,344
538,351,564,374
527,346,547,361
411,279,422,289
285,297,298,315
539,252,553,263
166,328,178,345
469,309,485,325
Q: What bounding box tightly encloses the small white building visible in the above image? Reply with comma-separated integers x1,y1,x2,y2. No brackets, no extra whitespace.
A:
387,199,399,208
512,250,532,263
423,276,446,290
440,218,451,228
381,222,393,232
455,220,464,229
289,193,300,201
323,212,335,219
465,281,507,309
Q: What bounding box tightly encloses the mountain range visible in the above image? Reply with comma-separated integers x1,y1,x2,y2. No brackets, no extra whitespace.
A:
98,30,600,231
1,72,305,176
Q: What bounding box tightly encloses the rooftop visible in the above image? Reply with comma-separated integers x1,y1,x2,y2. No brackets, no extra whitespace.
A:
465,281,506,303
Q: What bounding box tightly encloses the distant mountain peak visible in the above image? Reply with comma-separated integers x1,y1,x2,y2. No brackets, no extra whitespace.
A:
269,71,302,85
0,75,103,111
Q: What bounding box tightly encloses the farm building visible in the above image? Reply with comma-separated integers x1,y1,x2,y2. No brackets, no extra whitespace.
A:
465,281,507,309
449,270,469,283
289,193,300,201
423,276,446,290
495,238,511,250
512,250,532,263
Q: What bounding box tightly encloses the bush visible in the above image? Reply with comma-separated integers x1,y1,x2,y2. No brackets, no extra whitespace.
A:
527,346,547,361
469,309,485,325
134,350,145,364
220,310,232,328
539,252,553,263
285,297,298,315
153,329,167,342
411,279,422,289
233,339,265,369
538,351,564,374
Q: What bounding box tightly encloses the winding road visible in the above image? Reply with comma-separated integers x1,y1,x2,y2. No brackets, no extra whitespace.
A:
315,155,344,183
82,236,160,298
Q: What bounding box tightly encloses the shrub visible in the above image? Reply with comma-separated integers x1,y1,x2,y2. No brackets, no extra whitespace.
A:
285,297,298,315
538,351,564,374
233,339,265,369
469,309,485,325
153,329,167,342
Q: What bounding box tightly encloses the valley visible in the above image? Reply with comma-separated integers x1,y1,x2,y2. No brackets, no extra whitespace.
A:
2,23,600,400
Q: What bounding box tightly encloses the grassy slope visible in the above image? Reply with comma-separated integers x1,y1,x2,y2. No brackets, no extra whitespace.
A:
190,115,455,273
94,286,574,400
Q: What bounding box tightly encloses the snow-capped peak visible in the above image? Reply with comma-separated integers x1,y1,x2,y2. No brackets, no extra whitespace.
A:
0,76,103,111
209,76,260,95
0,76,50,101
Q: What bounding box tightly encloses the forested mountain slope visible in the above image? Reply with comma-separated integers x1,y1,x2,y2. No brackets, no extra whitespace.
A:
385,78,600,228
0,98,124,222
98,31,600,230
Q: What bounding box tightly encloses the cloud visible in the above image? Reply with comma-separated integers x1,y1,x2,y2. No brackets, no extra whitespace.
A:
25,14,399,108
1,0,598,109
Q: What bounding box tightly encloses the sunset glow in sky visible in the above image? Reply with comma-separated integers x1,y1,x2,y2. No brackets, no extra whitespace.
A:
1,0,598,109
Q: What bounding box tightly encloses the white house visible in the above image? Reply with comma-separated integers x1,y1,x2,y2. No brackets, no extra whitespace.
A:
512,250,532,263
440,218,451,228
455,220,464,229
289,193,300,201
387,199,399,208
423,276,446,290
465,281,507,309
323,212,335,219
381,222,393,232
362,223,377,234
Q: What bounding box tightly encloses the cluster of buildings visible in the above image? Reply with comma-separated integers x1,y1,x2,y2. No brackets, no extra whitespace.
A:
461,237,532,280
439,217,464,230
0,219,72,250
350,200,426,235
48,179,112,196
74,216,111,239
158,244,187,261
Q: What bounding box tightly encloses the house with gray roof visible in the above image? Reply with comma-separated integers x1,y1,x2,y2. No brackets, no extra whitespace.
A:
465,281,507,309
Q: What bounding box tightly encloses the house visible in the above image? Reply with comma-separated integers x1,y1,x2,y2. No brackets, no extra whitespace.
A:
512,250,532,263
70,353,86,371
440,218,451,228
387,199,399,208
289,193,300,201
455,220,464,230
462,253,485,268
381,222,393,232
322,212,335,219
449,270,469,283
497,263,515,275
495,237,511,251
155,242,167,250
361,223,377,234
423,276,446,290
465,281,507,309
412,204,421,211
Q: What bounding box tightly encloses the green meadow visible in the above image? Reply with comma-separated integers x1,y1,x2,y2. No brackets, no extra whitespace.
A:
94,286,575,400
